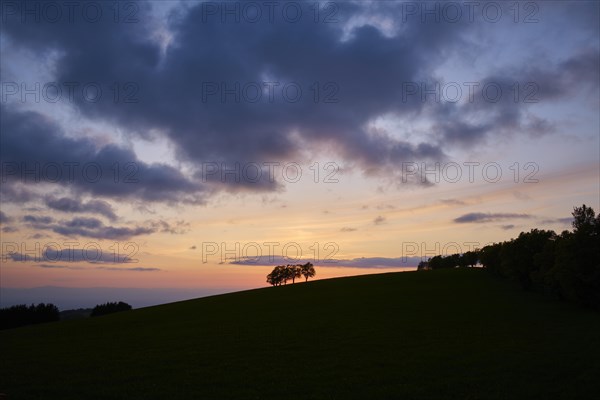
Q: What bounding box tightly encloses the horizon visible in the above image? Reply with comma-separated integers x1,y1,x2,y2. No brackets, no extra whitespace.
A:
1,1,599,309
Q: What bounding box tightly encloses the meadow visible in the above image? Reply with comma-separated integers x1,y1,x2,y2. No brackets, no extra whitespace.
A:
1,269,599,399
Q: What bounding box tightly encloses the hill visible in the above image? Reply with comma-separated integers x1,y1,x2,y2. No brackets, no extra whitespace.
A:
1,269,599,399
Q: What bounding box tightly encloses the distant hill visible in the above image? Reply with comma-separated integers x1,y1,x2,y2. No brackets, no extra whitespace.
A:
59,308,93,321
1,269,599,399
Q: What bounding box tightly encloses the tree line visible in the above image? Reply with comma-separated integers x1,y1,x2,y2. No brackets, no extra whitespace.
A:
267,262,316,286
418,205,600,310
0,303,59,330
90,301,132,317
1,300,133,330
418,250,479,270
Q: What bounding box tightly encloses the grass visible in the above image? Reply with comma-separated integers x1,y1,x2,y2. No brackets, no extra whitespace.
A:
1,269,599,399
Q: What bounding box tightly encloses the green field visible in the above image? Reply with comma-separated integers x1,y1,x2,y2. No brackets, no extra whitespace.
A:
1,269,599,399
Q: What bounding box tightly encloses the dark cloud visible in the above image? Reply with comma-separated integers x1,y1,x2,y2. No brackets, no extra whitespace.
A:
4,252,31,262
373,215,386,225
540,217,573,226
28,233,50,239
500,225,515,230
147,220,190,235
431,50,599,146
19,209,188,240
44,196,118,221
36,264,83,270
21,213,154,240
340,227,357,232
440,199,466,206
0,184,36,203
2,226,19,233
22,215,54,226
42,247,135,264
0,1,461,190
6,247,135,264
35,264,160,272
0,105,206,204
51,217,155,240
0,211,13,224
454,213,532,224
1,0,597,200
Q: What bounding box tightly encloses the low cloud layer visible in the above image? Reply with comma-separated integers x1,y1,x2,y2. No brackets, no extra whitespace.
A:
230,255,422,268
454,213,532,224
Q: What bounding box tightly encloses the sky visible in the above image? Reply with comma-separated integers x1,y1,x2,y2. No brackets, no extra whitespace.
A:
0,0,598,309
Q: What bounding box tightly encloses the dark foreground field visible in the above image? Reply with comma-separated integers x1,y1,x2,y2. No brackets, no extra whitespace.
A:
1,269,599,399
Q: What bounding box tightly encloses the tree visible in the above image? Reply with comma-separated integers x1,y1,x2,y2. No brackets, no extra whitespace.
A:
428,255,443,269
552,205,600,308
509,229,556,290
0,303,59,330
463,251,479,267
266,265,287,286
479,243,503,275
300,262,316,282
287,264,302,284
267,263,316,285
428,254,460,269
572,204,599,236
266,269,279,286
91,301,132,317
417,260,429,271
479,205,600,310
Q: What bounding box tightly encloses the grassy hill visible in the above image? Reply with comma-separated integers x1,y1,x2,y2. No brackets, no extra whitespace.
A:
1,269,599,399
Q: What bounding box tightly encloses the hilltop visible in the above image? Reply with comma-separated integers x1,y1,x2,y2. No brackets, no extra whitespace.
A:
1,269,599,399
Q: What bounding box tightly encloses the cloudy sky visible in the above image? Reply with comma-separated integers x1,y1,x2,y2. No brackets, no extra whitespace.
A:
0,1,598,308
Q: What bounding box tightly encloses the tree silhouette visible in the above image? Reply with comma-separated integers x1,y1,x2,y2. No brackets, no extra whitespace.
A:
267,265,287,286
300,262,316,282
0,303,59,330
267,263,316,285
288,264,302,284
476,205,600,309
91,301,132,317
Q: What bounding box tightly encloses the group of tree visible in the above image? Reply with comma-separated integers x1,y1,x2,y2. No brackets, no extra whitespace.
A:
0,303,59,330
90,301,132,317
0,301,134,329
479,205,600,309
418,205,600,310
418,250,479,270
267,262,316,286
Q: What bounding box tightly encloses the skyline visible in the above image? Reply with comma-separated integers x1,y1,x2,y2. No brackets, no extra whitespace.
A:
1,0,599,308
